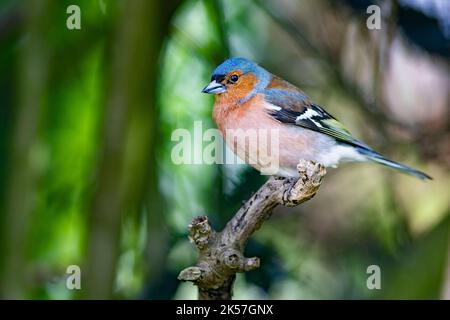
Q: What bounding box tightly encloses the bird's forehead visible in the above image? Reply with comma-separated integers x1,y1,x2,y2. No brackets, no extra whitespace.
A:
212,58,258,76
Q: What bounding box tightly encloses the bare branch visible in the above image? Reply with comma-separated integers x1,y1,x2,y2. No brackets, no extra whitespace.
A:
178,160,326,300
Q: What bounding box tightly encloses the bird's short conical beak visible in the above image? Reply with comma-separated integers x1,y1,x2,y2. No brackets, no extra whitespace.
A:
202,80,227,94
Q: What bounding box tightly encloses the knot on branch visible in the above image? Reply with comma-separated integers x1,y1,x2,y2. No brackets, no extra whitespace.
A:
221,249,260,272
178,160,326,299
282,160,326,206
188,215,214,250
178,266,202,282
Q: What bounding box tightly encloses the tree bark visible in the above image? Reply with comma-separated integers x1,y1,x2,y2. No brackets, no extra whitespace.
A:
178,160,326,300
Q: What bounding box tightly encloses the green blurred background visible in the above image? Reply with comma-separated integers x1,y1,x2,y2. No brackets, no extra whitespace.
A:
0,0,449,299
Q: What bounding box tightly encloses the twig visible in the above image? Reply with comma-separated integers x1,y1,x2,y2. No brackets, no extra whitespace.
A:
178,160,326,300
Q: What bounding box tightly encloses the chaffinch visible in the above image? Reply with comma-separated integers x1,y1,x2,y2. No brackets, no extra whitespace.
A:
202,57,431,180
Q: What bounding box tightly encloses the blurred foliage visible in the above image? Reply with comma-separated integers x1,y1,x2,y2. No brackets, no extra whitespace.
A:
0,0,449,299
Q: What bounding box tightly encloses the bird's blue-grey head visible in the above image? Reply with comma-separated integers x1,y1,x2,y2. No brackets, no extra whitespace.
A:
202,57,271,102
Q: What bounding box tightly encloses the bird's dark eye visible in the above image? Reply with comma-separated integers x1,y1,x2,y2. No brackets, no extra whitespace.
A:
229,74,239,83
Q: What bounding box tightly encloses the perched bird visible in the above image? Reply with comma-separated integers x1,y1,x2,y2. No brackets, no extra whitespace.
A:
202,57,431,180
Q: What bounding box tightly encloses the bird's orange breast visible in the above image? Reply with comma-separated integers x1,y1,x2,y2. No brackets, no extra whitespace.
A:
213,94,272,132
212,94,322,175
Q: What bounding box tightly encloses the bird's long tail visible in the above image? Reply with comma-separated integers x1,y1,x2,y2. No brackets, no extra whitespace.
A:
357,148,432,180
